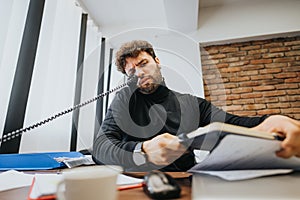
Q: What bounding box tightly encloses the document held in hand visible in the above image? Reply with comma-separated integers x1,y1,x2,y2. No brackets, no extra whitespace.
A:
179,122,300,171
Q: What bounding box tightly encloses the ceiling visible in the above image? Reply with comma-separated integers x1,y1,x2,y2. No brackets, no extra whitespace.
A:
77,0,248,35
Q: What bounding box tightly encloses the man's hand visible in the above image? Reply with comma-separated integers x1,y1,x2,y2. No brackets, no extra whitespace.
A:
253,115,300,158
142,133,187,166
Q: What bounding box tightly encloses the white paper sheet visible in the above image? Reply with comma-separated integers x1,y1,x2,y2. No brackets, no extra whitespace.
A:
116,174,143,185
0,170,33,192
188,134,300,180
189,169,293,181
189,134,300,171
29,174,63,199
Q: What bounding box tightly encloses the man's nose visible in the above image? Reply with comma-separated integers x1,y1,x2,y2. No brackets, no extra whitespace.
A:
135,67,144,77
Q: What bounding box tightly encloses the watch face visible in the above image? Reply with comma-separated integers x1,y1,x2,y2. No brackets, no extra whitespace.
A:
133,152,146,166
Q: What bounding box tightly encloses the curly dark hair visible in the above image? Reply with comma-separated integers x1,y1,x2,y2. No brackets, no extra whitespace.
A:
115,40,157,74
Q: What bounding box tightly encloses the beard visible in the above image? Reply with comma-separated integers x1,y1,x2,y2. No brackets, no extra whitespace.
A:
137,65,163,94
138,81,159,94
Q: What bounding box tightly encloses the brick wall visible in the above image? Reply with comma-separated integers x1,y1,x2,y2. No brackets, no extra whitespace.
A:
201,36,300,120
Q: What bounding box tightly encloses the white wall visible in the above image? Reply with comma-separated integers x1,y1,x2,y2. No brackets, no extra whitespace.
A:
192,0,300,43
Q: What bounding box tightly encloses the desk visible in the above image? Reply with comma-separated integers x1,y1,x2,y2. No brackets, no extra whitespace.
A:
192,171,300,200
0,172,192,200
4,171,299,200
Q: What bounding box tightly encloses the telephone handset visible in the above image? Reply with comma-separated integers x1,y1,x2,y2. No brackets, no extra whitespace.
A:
0,75,138,144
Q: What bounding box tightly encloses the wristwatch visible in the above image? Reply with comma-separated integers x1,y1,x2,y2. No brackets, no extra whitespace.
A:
133,142,147,166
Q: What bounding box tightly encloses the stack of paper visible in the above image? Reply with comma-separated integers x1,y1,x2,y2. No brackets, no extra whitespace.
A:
188,134,300,181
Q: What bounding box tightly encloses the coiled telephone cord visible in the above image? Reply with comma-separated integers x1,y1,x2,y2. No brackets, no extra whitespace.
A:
0,76,137,144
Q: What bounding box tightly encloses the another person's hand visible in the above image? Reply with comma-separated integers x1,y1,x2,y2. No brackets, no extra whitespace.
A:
142,133,187,166
253,115,300,158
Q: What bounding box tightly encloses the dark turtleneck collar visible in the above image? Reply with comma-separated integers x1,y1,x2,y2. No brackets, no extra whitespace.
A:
136,81,170,102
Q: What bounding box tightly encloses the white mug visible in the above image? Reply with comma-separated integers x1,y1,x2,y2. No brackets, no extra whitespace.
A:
56,165,122,200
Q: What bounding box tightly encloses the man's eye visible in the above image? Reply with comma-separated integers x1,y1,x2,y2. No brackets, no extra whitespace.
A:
140,62,147,67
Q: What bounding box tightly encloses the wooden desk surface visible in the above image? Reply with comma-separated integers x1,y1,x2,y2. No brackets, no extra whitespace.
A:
0,172,192,200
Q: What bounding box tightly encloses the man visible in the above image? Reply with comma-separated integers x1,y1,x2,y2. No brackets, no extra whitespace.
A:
92,40,300,171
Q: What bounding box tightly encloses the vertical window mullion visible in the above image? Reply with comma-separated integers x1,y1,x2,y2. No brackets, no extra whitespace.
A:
70,13,88,152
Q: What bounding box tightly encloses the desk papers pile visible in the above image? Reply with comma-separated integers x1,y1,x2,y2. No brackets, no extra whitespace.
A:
188,134,300,180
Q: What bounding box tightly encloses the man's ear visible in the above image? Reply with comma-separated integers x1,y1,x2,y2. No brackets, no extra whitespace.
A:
155,57,160,64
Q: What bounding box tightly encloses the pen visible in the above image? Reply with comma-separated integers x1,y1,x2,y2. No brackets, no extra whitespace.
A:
117,183,144,191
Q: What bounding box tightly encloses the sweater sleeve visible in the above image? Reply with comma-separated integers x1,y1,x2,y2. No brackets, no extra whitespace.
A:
92,91,158,171
197,97,268,128
92,107,136,167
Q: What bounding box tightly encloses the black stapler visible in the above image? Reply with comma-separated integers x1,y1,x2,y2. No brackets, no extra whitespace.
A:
143,171,181,199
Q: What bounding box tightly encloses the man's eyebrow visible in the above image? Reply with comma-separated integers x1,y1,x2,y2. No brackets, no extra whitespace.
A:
136,58,147,66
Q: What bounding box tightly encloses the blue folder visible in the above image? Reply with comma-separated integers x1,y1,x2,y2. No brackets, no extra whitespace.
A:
0,152,83,170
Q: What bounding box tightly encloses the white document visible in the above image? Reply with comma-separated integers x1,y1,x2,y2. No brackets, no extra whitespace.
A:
29,174,63,199
189,169,293,181
188,135,300,180
189,134,300,171
116,174,143,185
0,170,33,192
